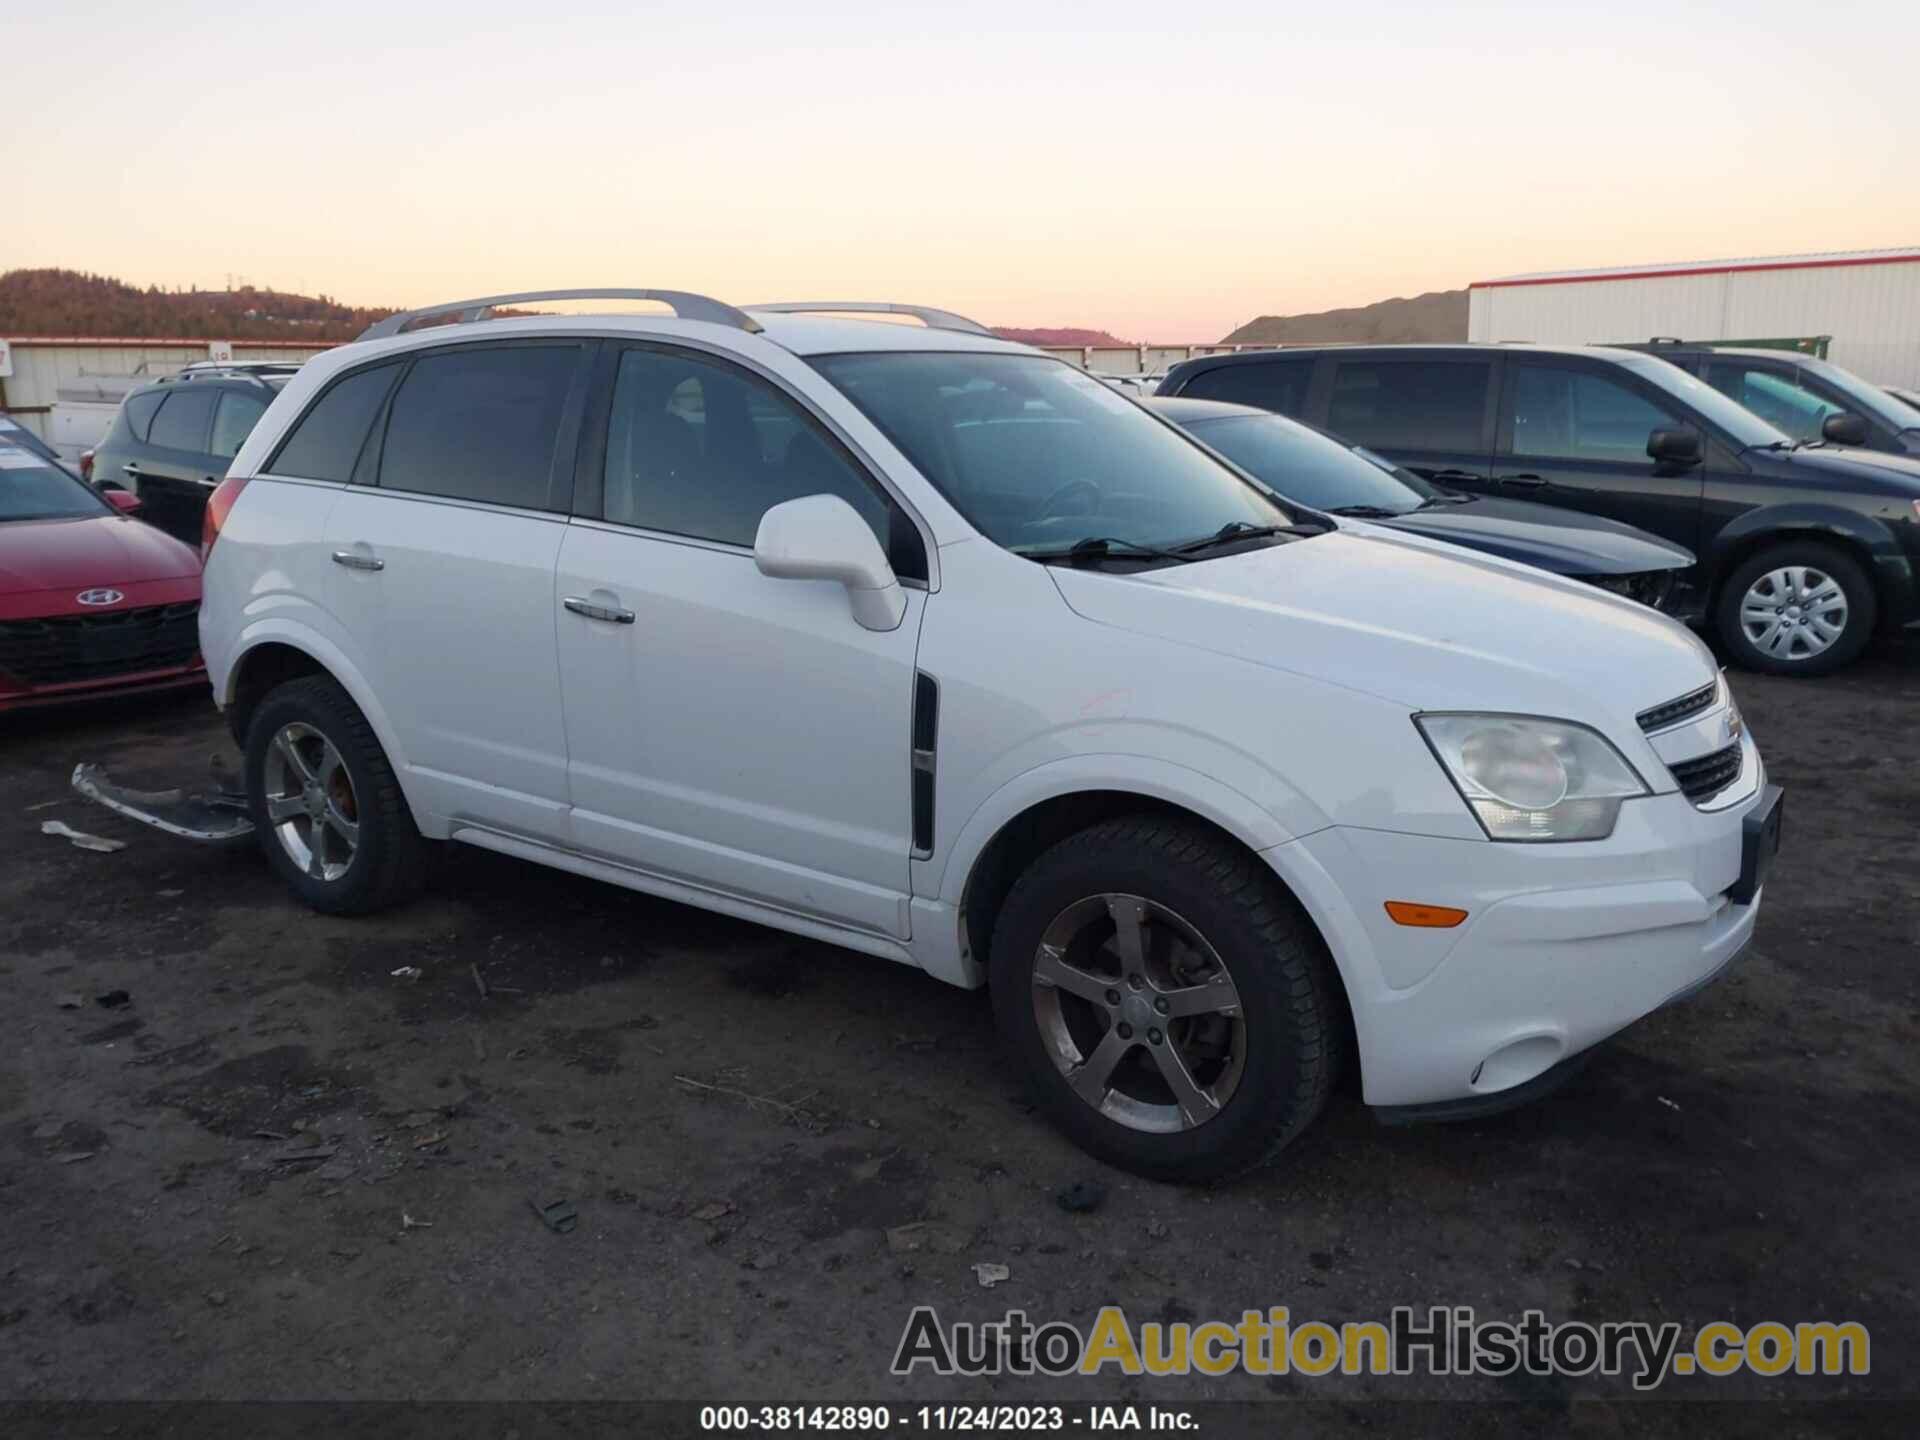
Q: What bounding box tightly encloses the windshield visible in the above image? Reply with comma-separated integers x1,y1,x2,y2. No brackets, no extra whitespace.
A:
1788,356,1920,431
808,353,1291,554
1616,355,1789,449
0,444,110,521
1183,413,1430,515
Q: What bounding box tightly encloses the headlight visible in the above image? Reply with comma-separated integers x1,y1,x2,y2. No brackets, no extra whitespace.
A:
1416,714,1650,842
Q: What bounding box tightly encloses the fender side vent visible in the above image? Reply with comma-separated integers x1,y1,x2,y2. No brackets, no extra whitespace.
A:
911,672,938,855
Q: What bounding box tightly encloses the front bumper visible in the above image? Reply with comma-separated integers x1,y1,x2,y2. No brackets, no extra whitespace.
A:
1270,741,1771,1110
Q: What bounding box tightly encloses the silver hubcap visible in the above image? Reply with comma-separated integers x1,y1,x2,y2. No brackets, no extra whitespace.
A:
263,722,359,882
1031,894,1246,1134
1740,566,1848,661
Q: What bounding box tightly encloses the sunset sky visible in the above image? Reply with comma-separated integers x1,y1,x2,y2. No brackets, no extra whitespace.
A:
10,0,1918,340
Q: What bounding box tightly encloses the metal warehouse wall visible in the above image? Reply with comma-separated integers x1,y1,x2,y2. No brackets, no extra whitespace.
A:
1468,258,1920,386
0,340,335,442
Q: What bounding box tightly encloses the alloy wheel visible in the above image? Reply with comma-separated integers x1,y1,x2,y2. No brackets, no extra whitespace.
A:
1739,565,1848,662
1030,893,1246,1134
262,721,359,882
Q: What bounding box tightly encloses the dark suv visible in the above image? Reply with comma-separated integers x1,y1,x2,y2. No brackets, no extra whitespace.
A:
89,366,297,545
1623,342,1920,458
1160,344,1920,675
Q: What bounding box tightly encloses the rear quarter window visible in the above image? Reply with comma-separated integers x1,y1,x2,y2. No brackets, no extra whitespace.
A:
122,390,165,443
146,388,217,452
269,363,402,482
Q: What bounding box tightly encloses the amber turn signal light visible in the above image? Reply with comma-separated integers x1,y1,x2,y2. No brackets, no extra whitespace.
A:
1384,901,1469,928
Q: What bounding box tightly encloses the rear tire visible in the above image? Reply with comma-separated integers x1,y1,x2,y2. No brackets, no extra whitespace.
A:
1715,541,1875,677
244,675,425,915
989,816,1339,1185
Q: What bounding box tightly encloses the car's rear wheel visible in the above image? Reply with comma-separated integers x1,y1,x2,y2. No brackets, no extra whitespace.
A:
989,816,1340,1184
244,675,424,914
1715,541,1875,677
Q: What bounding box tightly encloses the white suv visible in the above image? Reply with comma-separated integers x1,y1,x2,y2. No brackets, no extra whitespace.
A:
199,290,1782,1182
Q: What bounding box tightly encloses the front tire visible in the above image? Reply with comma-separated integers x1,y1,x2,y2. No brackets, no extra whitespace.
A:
1715,542,1875,677
989,816,1339,1184
244,675,425,915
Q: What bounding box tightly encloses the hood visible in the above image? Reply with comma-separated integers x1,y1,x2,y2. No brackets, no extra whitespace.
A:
0,514,200,596
1752,443,1920,493
1379,497,1693,575
1049,529,1719,734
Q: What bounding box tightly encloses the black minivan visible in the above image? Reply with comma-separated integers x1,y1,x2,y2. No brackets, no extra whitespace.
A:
1160,344,1920,676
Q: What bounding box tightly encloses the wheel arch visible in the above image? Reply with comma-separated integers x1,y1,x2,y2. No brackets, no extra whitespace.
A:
1705,505,1911,625
949,778,1359,1089
221,626,434,835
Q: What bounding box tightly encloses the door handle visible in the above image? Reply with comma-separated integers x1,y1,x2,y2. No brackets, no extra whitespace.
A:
1498,473,1548,489
122,463,145,478
331,550,385,572
1428,468,1484,483
563,596,635,625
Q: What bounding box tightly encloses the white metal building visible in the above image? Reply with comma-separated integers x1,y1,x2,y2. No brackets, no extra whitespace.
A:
1467,247,1920,387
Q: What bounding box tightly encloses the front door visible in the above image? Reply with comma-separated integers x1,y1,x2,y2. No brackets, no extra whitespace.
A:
1496,357,1706,555
554,341,928,939
322,340,591,842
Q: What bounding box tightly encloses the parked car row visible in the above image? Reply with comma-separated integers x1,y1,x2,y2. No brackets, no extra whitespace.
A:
1160,342,1920,676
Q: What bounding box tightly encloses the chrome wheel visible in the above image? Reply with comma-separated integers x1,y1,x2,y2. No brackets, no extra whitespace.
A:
1031,893,1246,1134
262,722,359,882
1739,565,1848,662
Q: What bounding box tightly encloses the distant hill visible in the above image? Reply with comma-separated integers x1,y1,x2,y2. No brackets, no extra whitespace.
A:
0,268,396,341
1222,289,1468,346
992,326,1134,347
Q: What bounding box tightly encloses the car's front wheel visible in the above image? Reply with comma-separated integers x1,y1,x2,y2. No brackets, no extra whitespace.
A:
989,816,1340,1184
244,675,425,915
1716,541,1876,677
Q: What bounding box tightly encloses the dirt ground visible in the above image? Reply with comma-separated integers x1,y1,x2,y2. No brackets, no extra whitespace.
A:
2,641,1915,1437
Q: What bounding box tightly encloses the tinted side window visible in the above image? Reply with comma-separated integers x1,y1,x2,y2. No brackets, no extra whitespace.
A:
147,388,217,452
1510,365,1678,461
271,363,401,482
210,390,270,461
601,347,921,576
122,391,165,443
378,346,578,508
1180,359,1314,416
1327,361,1490,451
1704,362,1840,443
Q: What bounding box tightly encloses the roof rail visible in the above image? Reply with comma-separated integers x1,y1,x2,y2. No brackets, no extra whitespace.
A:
356,289,763,342
746,302,997,338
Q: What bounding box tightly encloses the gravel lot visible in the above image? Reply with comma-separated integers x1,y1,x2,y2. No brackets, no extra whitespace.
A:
2,643,1914,1435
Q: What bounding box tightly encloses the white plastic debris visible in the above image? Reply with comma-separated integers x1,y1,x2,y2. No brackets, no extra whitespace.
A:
40,819,125,853
973,1262,1011,1289
390,966,424,981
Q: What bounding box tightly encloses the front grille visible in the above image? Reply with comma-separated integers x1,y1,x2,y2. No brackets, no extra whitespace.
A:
0,602,200,687
1637,681,1717,733
1668,741,1743,805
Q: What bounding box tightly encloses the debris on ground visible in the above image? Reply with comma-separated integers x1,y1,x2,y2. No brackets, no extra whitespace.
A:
529,1198,578,1234
55,994,84,1010
691,1200,736,1222
469,963,489,999
400,1212,433,1231
1057,1179,1107,1214
40,819,126,853
1657,1095,1681,1112
95,990,132,1009
390,966,424,982
973,1261,1011,1289
269,1144,339,1166
1145,1220,1170,1240
887,1222,966,1256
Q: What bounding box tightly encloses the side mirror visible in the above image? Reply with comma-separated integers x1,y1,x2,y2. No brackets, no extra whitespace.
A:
754,494,906,632
104,489,143,514
1647,427,1702,467
1821,412,1870,447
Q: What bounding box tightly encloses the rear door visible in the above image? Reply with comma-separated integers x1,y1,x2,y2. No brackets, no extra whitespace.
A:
323,339,592,843
553,340,926,939
1496,357,1705,552
1318,353,1497,491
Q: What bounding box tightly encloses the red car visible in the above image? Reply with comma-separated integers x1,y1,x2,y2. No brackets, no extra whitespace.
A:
0,436,205,711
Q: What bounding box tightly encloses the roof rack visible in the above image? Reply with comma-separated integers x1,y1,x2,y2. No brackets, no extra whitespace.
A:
356,289,763,342
746,302,996,338
158,363,297,388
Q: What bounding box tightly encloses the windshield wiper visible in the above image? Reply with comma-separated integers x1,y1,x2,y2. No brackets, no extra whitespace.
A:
1324,504,1404,519
1024,536,1195,566
1173,519,1329,554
